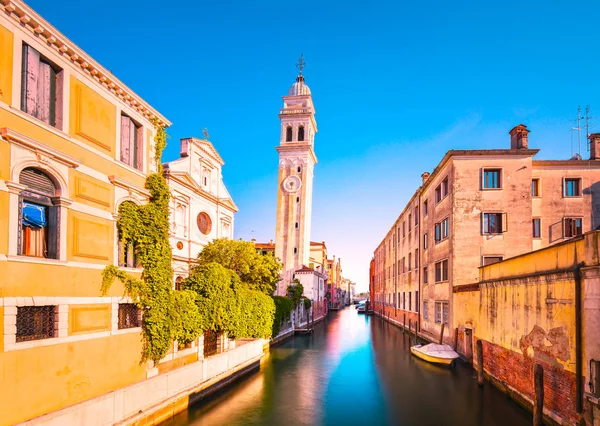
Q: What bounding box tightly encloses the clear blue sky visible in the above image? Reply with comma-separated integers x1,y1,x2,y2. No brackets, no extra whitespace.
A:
30,0,600,291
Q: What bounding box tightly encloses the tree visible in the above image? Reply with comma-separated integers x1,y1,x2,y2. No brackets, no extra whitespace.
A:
196,239,282,294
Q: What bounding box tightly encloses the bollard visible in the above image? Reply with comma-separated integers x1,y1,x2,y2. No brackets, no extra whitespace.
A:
534,364,544,426
476,340,484,387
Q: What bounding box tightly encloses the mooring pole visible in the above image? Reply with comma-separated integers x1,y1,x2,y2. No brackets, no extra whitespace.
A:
408,319,412,335
439,323,445,344
454,328,459,351
476,340,484,387
534,364,544,426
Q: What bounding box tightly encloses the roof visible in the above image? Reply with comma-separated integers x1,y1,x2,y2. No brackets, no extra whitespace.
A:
163,170,238,212
254,242,275,249
1,1,170,127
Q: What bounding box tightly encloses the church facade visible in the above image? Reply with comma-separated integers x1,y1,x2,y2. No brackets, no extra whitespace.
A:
163,136,237,285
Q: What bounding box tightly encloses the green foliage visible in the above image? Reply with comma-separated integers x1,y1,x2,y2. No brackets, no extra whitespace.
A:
196,239,282,295
303,297,312,310
287,281,304,309
272,295,294,337
182,262,275,339
101,126,201,363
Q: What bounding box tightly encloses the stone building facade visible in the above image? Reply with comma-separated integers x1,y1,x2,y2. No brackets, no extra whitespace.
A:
163,136,237,284
372,125,600,345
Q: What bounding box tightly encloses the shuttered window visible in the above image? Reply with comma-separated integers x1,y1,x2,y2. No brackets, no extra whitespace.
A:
21,45,60,127
18,168,59,259
120,115,143,170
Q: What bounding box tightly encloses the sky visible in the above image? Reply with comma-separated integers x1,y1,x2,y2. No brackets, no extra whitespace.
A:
29,0,600,292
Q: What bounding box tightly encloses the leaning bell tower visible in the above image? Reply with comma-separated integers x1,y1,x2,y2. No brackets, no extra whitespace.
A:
274,56,318,295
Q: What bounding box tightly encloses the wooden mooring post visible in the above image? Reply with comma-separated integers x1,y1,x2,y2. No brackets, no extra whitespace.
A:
454,327,459,351
408,319,412,335
476,340,484,387
439,323,445,344
533,364,544,426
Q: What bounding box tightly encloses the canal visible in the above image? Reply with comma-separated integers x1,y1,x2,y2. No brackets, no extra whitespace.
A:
162,307,531,426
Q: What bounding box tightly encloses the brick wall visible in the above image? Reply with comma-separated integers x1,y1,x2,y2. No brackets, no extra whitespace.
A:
475,338,580,425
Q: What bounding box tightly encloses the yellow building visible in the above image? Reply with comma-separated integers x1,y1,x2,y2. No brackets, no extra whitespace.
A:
0,2,171,424
454,231,600,425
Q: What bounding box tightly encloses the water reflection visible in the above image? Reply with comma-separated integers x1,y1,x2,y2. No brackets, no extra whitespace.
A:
162,308,530,426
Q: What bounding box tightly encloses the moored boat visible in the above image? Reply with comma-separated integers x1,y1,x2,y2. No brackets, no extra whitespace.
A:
410,343,459,366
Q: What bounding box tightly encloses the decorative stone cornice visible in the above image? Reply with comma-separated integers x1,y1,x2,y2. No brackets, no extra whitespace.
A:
51,196,73,208
1,127,81,168
4,180,27,194
0,0,170,128
108,175,151,199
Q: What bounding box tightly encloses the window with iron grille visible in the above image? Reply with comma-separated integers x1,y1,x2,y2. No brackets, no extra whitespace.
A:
482,169,502,189
16,306,57,342
435,301,449,325
564,217,583,238
423,300,429,320
118,303,140,329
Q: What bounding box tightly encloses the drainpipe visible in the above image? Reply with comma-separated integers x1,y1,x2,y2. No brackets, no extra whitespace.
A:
575,263,583,414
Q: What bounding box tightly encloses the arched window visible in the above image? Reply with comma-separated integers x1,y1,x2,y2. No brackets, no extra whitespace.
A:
298,126,305,141
117,201,139,268
175,276,183,291
286,126,292,142
18,167,59,259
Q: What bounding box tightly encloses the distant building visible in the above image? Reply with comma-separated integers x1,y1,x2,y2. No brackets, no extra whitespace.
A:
163,136,237,285
373,125,600,344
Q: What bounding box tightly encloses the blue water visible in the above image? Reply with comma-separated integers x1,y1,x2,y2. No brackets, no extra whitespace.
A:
162,307,530,426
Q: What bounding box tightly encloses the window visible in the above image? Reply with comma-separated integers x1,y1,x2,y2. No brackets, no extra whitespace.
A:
415,207,419,225
423,200,428,216
297,166,302,173
408,253,412,271
118,303,141,329
175,276,183,291
403,222,406,238
435,177,449,203
197,212,212,235
403,292,406,310
120,115,143,170
414,249,419,268
409,292,412,311
482,256,503,266
296,196,300,203
416,291,419,313
402,257,405,273
564,178,581,197
482,213,505,234
286,126,292,141
408,214,412,232
298,126,305,141
532,218,541,238
435,259,449,282
482,169,502,189
423,300,429,320
423,232,428,250
295,222,299,229
118,239,138,268
16,306,57,342
532,179,540,197
423,266,428,284
18,168,59,259
434,217,449,242
564,218,583,238
435,301,449,325
21,44,62,128
397,292,401,308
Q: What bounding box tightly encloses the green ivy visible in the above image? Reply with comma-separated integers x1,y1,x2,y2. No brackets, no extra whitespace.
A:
303,297,312,310
287,281,304,309
101,125,201,363
272,295,294,337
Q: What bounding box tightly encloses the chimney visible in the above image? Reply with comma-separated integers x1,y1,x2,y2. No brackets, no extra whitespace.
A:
590,133,600,160
509,124,530,149
421,172,430,184
180,138,190,157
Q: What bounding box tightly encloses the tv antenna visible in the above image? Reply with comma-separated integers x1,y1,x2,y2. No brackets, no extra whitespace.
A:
571,106,584,157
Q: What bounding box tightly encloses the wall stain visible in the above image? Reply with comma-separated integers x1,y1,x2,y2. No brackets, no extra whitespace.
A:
519,325,569,368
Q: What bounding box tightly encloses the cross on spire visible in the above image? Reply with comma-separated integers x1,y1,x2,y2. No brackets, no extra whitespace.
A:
296,54,306,76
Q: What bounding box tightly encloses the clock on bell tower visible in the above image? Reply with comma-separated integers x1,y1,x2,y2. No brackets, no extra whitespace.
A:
274,56,318,295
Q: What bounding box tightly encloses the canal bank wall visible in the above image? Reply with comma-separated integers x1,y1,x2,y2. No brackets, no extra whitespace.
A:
17,339,266,426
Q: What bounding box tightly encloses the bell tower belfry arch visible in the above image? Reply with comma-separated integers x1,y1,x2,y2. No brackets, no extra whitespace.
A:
274,56,318,295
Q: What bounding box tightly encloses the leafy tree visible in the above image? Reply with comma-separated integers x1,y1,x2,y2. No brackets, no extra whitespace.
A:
196,239,282,294
287,281,304,308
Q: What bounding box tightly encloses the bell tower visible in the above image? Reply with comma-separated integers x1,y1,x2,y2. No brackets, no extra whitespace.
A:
274,56,318,295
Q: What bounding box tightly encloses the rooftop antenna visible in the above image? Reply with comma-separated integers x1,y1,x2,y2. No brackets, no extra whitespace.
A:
586,105,593,152
571,106,584,157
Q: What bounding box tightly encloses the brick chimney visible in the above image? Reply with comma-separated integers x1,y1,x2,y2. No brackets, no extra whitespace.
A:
590,133,600,160
421,172,430,184
509,124,530,149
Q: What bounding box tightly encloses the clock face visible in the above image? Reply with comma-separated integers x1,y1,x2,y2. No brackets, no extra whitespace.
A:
282,175,302,193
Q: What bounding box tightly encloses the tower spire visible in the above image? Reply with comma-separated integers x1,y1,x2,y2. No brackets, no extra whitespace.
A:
296,54,306,82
